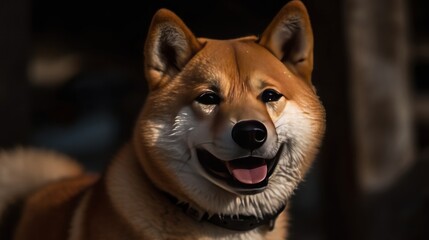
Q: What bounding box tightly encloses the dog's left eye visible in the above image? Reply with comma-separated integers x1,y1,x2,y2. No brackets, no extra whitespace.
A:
195,92,221,105
261,89,283,102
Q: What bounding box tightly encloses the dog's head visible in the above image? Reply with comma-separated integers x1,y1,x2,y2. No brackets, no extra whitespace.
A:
135,0,325,217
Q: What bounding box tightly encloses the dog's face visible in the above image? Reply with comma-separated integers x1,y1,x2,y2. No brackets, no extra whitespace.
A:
135,1,325,217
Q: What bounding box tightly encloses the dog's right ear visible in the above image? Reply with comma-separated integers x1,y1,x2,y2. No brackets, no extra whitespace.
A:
144,9,201,90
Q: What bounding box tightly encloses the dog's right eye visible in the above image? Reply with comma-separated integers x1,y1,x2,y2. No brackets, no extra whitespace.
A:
261,89,283,103
195,92,221,105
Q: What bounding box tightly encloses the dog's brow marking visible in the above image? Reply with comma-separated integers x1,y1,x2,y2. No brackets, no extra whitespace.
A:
258,79,270,89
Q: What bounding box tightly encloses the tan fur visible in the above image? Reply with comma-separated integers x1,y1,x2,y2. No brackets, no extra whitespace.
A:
0,1,325,239
0,148,82,216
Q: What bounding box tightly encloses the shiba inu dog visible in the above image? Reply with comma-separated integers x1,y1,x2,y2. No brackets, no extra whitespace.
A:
0,1,325,239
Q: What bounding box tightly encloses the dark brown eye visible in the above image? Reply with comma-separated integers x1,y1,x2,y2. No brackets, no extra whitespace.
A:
195,92,221,105
261,89,283,103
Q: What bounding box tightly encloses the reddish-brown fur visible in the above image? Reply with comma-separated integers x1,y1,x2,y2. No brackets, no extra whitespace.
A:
14,175,98,240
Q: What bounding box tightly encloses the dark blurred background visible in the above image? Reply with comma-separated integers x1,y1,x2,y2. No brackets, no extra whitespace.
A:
0,0,428,239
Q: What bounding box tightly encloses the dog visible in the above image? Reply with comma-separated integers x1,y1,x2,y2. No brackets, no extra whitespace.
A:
0,1,325,239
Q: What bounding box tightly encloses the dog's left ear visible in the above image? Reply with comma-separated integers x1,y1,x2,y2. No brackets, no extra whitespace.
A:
144,9,201,90
259,0,314,84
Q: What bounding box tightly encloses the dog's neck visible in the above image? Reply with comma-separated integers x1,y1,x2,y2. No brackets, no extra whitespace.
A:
106,145,287,238
162,186,287,232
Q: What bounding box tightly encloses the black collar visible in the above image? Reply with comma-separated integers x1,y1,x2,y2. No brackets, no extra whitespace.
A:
164,193,286,232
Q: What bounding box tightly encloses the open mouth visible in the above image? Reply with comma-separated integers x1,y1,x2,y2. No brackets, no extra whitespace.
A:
197,146,283,194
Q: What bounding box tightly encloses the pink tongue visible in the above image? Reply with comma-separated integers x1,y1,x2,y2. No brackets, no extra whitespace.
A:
227,163,268,184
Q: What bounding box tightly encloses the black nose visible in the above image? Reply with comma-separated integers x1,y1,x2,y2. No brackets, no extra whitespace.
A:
231,120,267,150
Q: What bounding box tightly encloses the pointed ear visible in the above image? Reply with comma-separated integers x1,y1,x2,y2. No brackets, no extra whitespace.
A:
144,9,201,90
259,0,314,84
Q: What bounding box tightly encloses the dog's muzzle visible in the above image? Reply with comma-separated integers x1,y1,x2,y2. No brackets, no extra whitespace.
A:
196,145,283,195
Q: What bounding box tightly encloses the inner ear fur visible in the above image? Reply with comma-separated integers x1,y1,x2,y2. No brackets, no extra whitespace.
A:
144,9,201,90
259,0,314,84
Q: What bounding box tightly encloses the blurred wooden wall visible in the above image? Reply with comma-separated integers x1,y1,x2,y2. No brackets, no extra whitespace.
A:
345,0,414,193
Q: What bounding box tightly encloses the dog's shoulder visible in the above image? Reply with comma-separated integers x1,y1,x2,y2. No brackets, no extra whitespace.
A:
13,174,99,240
